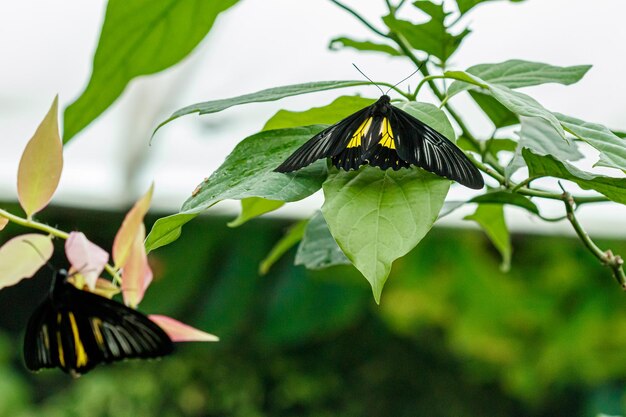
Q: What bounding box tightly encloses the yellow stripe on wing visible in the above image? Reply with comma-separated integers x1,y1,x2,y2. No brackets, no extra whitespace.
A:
69,312,89,368
379,118,396,149
347,117,373,148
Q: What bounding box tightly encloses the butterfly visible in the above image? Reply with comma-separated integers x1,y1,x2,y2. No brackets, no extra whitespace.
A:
23,269,173,377
274,94,484,190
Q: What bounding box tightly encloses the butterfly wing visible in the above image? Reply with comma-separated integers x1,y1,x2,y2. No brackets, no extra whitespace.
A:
24,284,173,376
274,106,372,172
390,107,484,189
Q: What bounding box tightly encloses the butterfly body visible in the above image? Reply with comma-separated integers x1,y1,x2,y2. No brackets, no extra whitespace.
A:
23,271,173,377
275,95,484,189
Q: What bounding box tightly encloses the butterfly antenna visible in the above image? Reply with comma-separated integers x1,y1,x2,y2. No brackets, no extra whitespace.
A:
352,64,385,96
384,59,428,95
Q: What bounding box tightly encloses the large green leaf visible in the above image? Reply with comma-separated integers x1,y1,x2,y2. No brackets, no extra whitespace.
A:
295,211,350,270
523,149,626,205
469,91,518,128
145,126,328,252
456,0,525,14
263,96,375,131
64,0,238,142
155,81,380,134
448,60,591,97
555,113,626,171
465,204,512,272
329,37,402,56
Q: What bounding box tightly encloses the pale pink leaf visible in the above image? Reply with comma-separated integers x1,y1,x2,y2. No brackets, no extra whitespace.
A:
0,216,8,231
0,234,53,290
17,96,64,218
148,315,219,342
121,224,152,308
112,183,153,268
65,232,109,291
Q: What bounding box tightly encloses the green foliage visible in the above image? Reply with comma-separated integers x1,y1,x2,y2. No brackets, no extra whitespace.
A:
455,0,526,15
227,198,285,228
294,211,350,270
465,204,512,271
329,37,402,56
64,0,239,142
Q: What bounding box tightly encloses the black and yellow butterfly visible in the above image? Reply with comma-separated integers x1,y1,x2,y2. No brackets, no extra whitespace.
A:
275,95,484,190
24,270,173,377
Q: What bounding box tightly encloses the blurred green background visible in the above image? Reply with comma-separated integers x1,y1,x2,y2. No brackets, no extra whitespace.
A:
1,203,625,417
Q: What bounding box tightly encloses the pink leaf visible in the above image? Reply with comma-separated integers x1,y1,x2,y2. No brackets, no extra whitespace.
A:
17,96,63,218
0,216,8,231
0,234,53,290
148,315,219,342
121,224,152,308
112,184,153,268
64,232,109,291
93,278,120,299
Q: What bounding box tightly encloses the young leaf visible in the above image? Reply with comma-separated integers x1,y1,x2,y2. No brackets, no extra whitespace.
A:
465,204,512,272
63,0,239,142
227,197,285,228
555,113,626,171
259,220,308,275
323,167,449,303
145,213,197,254
112,184,153,268
122,224,152,308
523,149,626,205
295,211,350,270
148,315,219,342
329,37,402,56
0,234,53,290
263,96,376,131
65,232,109,291
17,96,63,219
448,60,591,97
155,81,377,134
0,216,7,231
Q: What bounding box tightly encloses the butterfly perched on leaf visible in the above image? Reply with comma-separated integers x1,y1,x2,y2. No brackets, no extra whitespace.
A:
275,94,484,190
23,269,173,377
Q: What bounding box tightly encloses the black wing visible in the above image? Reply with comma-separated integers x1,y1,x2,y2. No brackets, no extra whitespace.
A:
24,284,173,376
390,106,484,189
274,106,373,172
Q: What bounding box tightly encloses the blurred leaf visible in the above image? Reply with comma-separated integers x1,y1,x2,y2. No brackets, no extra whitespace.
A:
0,217,7,231
227,198,285,228
156,80,378,134
0,234,53,290
465,204,511,272
145,126,327,252
469,91,519,128
149,315,219,342
63,0,239,142
523,149,626,205
329,37,402,56
92,278,120,299
263,95,375,131
612,130,626,138
65,232,109,290
438,200,466,219
383,5,469,62
17,96,63,218
295,211,350,270
113,183,153,268
448,60,591,96
122,224,152,308
471,191,539,214
456,0,526,14
259,220,308,275
323,167,449,303
555,113,626,171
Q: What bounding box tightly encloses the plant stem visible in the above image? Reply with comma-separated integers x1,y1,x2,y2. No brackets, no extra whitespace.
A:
0,208,122,285
329,0,387,37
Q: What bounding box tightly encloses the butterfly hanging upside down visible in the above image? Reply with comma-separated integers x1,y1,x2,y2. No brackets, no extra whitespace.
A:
23,270,173,378
274,95,485,190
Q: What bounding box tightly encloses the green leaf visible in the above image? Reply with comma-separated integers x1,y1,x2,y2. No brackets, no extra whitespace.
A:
63,0,238,142
322,167,449,303
456,0,525,14
465,204,512,272
523,148,626,205
383,10,469,62
259,220,308,275
394,101,456,140
155,80,378,134
227,198,285,228
263,96,375,131
470,191,539,215
448,60,591,97
329,37,402,56
456,136,517,156
145,126,328,251
469,91,519,128
555,113,626,171
295,211,350,270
